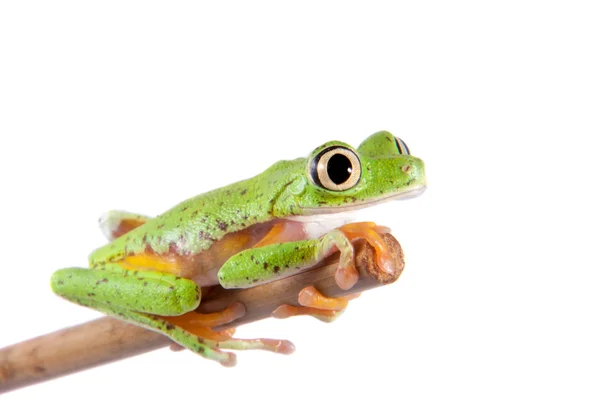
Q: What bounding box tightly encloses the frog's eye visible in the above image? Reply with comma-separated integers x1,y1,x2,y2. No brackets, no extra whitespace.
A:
310,146,361,191
395,137,411,155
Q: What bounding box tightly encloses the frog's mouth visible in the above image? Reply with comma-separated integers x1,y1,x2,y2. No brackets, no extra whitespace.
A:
291,185,426,217
285,185,425,239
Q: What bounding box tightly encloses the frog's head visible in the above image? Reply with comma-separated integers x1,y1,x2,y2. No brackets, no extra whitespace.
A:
272,131,426,219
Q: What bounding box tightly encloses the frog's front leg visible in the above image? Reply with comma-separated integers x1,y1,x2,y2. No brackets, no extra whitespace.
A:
218,222,393,320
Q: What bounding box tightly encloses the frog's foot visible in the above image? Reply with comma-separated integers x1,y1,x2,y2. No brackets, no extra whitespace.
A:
99,210,151,240
332,222,394,290
163,302,295,359
272,286,360,323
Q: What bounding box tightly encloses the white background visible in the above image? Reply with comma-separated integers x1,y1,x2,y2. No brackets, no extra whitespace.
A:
1,1,599,399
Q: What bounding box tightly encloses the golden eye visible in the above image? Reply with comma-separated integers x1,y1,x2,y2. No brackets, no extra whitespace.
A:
310,146,361,191
395,137,411,155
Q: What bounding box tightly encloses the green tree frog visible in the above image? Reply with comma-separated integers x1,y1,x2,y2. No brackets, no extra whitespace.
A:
51,131,426,366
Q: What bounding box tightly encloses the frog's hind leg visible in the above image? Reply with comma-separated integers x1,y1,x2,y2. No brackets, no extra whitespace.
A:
98,210,151,240
50,266,235,366
163,304,295,355
84,299,237,366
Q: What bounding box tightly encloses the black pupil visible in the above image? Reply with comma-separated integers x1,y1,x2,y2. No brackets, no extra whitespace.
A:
327,153,352,184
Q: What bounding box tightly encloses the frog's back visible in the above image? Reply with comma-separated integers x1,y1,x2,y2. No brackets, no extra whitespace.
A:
87,164,300,267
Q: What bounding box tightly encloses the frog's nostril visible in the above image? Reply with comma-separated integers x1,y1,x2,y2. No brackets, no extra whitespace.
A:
401,165,411,173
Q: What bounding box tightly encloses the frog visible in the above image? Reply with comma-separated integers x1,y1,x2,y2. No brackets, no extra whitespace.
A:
50,130,426,367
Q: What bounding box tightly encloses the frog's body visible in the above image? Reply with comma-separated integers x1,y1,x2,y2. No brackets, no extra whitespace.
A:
51,131,426,366
90,159,308,287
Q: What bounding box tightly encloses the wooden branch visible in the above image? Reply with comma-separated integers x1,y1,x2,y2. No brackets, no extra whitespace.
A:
0,234,404,394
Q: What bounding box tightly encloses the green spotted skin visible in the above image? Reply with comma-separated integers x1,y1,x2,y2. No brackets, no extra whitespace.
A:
51,130,427,365
89,158,307,265
51,265,200,315
218,240,320,287
89,131,426,267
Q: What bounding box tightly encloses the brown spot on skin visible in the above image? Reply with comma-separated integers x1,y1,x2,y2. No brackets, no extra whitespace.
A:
274,266,280,273
240,189,247,196
157,223,165,229
143,281,148,286
191,210,198,217
57,280,64,285
252,278,259,283
198,231,215,241
182,206,189,212
166,323,175,330
251,255,255,261
386,136,392,142
263,262,269,269
217,220,228,231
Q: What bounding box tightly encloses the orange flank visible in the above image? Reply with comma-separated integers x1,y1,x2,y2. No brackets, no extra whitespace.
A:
120,252,185,276
252,220,307,248
116,221,295,283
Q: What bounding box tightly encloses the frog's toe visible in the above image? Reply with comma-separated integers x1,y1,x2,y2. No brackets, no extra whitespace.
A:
211,337,296,355
272,286,360,323
338,222,397,276
298,286,360,310
273,304,342,323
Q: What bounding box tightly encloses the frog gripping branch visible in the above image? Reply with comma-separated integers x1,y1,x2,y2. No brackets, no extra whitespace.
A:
50,131,427,366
